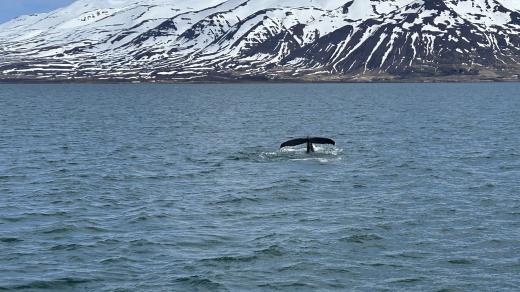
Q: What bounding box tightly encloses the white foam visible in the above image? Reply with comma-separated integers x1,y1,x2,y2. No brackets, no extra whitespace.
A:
258,145,344,163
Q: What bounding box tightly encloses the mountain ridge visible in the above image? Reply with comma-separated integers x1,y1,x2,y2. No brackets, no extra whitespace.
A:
1,0,519,82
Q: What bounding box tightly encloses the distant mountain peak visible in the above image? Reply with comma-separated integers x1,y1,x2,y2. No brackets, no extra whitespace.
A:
1,0,519,82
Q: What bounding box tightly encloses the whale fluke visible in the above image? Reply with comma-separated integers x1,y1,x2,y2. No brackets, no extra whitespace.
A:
280,137,335,153
280,138,309,148
307,137,336,146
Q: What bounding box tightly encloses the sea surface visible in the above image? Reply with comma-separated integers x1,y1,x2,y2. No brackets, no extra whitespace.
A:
1,83,519,291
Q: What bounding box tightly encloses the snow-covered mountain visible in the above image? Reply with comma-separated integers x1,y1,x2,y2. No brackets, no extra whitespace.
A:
1,0,519,81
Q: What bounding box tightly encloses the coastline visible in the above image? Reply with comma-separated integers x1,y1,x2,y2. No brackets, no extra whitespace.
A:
1,76,519,84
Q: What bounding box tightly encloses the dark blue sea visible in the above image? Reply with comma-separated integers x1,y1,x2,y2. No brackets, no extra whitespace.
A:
1,83,519,291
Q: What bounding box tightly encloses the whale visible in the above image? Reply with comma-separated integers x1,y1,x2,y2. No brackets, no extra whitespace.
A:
280,137,335,153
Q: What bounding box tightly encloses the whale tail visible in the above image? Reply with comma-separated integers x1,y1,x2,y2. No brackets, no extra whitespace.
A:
280,137,335,153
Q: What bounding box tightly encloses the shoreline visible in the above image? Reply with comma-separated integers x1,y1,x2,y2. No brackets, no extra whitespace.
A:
1,77,519,85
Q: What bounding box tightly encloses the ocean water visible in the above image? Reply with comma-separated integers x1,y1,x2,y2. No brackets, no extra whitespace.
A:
0,83,519,291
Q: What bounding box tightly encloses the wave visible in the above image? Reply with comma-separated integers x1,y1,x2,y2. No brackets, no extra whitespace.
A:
387,277,425,284
448,258,477,265
340,234,383,243
200,254,258,265
384,251,431,259
99,256,138,264
0,175,28,181
49,243,83,251
255,245,285,257
229,145,344,163
175,276,227,291
42,225,76,234
199,245,285,267
0,277,95,290
211,195,261,205
257,281,317,289
0,237,23,243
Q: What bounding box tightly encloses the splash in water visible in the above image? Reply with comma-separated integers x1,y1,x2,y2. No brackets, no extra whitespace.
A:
259,145,343,163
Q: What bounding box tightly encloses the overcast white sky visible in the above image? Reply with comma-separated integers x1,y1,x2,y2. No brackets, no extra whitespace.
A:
0,0,75,24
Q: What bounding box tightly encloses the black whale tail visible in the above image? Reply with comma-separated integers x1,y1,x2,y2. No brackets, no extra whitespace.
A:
280,137,335,152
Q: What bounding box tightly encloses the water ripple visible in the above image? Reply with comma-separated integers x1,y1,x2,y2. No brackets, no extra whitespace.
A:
1,83,519,291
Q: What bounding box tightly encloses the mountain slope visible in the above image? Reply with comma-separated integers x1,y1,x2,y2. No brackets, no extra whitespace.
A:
286,0,520,76
0,0,519,82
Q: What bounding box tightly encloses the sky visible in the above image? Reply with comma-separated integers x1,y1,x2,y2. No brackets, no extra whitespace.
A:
0,0,75,24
